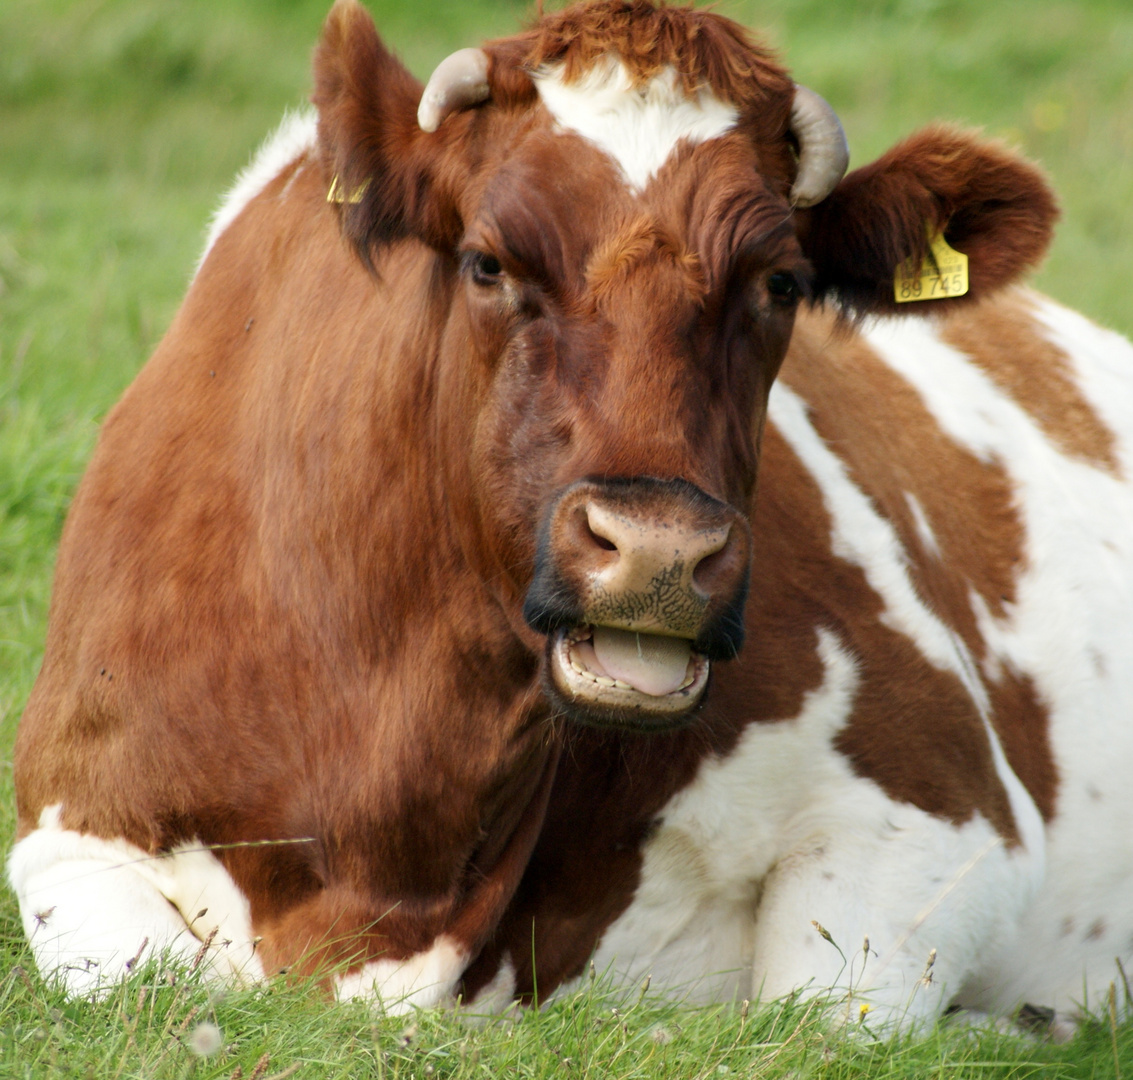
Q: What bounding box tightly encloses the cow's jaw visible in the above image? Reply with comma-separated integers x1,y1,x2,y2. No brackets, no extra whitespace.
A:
549,624,710,727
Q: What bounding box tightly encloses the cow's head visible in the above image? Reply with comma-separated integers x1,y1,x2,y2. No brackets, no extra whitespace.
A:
313,0,1056,730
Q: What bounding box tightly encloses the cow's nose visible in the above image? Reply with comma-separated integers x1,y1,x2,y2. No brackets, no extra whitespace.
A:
524,477,752,652
580,502,740,616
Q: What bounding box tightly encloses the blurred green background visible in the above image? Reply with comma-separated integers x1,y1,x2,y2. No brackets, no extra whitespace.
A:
2,0,1131,413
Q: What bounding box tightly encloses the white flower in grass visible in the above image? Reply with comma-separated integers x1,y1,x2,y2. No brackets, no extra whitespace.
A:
189,1021,223,1057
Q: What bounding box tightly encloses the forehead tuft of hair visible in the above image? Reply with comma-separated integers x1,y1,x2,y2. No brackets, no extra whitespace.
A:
489,0,792,114
586,216,706,304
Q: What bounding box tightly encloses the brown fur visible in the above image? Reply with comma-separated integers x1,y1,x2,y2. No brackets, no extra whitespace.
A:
15,0,1066,1003
942,292,1119,474
781,309,1059,823
499,0,792,116
585,216,706,304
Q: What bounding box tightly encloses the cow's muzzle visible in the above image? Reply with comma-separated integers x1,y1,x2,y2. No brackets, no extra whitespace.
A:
524,478,751,730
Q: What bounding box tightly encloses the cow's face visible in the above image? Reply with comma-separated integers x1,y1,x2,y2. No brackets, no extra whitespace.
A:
450,102,809,728
314,0,1057,729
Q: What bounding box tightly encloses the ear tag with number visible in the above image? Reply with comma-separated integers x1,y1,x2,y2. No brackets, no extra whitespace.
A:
327,175,371,204
894,232,969,303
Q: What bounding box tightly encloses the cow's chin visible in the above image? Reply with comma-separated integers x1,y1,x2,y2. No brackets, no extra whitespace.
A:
546,625,710,731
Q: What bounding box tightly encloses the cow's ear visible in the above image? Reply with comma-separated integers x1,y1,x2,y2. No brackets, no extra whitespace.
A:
313,0,468,264
796,126,1058,316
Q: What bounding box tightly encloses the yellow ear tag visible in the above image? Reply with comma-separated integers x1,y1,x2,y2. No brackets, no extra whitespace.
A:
894,232,969,303
326,175,371,205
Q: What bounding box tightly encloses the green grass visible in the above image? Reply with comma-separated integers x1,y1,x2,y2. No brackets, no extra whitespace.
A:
2,0,1132,1075
1,956,1131,1079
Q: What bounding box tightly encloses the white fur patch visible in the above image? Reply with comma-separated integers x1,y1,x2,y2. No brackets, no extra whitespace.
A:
7,805,264,995
860,296,1133,1015
533,58,738,192
903,491,941,558
586,629,861,1004
335,935,469,1014
771,384,991,713
465,958,518,1017
769,380,1046,870
196,108,317,273
588,630,1040,1027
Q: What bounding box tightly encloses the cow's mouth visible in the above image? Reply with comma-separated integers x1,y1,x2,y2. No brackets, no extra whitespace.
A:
547,624,710,728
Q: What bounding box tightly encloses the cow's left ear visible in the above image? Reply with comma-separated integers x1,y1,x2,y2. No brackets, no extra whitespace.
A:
313,0,473,264
796,125,1058,315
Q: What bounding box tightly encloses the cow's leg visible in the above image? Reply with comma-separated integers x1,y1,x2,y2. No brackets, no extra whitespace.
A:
335,937,472,1013
749,801,1044,1030
8,805,264,995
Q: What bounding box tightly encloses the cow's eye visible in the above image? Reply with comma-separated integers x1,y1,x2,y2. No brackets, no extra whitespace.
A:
468,251,504,287
766,272,800,306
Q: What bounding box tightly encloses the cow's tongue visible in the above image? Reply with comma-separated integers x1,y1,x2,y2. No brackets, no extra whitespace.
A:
590,627,692,697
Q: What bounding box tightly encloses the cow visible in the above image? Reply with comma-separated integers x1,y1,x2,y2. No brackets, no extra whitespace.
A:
10,0,1133,1032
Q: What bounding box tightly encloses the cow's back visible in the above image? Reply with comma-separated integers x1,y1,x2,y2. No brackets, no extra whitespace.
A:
789,292,1133,1013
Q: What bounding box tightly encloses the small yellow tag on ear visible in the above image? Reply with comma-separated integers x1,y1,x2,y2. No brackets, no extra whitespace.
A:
326,175,371,205
894,232,969,303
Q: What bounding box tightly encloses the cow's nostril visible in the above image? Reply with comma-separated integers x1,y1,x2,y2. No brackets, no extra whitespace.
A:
584,506,619,552
692,546,726,595
691,528,734,597
588,524,618,552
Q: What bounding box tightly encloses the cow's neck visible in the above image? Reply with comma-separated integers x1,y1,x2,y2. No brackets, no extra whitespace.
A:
226,180,552,951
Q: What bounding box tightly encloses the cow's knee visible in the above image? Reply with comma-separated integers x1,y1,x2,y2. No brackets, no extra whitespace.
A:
8,807,263,995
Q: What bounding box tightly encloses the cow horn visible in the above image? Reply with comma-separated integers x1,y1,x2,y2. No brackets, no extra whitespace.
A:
788,84,850,208
417,48,491,133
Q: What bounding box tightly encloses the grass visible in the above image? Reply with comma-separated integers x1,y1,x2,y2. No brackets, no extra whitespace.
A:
2,954,1131,1079
2,0,1132,1075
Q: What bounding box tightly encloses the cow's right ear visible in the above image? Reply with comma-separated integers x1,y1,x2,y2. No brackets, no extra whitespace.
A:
313,0,469,264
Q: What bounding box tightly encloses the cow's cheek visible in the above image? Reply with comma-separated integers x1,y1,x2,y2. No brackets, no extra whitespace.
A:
429,299,525,601
472,348,568,581
439,311,565,635
720,317,797,504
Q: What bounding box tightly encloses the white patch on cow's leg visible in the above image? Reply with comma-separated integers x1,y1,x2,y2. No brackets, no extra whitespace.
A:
335,936,469,1014
587,629,861,1004
196,108,317,272
533,59,738,192
149,840,266,983
7,805,264,995
589,625,1043,1028
464,958,518,1018
748,813,1033,1030
10,818,200,995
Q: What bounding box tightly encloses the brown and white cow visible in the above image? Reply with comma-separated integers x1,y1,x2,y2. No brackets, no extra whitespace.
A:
11,0,1133,1030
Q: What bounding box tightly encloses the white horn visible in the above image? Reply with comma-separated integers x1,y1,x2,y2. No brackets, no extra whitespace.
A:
788,84,850,208
417,48,491,133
